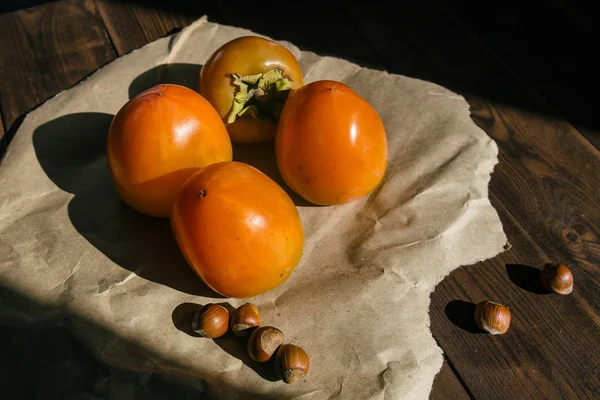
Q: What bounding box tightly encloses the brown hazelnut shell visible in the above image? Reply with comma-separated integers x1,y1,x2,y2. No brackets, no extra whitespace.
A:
474,300,511,335
247,326,284,362
230,303,261,336
192,304,229,338
541,263,574,295
275,344,310,384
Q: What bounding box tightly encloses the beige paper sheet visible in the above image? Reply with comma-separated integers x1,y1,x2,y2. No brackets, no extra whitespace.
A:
0,17,507,399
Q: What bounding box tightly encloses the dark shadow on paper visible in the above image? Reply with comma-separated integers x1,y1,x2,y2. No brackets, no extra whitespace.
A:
444,300,485,334
129,63,203,99
172,302,280,382
172,302,203,337
505,264,549,295
232,141,316,207
1,284,209,399
214,331,281,382
32,113,222,297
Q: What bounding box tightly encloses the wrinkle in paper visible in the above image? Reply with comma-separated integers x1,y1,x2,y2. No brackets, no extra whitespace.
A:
0,16,506,399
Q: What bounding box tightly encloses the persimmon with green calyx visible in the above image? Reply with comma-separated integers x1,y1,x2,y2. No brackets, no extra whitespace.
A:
199,36,303,143
171,161,304,298
107,84,232,218
276,81,388,205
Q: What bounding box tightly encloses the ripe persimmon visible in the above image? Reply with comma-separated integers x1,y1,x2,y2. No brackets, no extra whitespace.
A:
171,161,304,298
200,36,303,143
107,84,232,217
276,81,388,205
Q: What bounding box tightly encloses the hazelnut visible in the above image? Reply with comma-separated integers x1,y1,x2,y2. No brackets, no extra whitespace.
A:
247,326,284,362
541,263,573,295
192,304,229,338
474,300,511,335
230,303,261,337
275,344,310,384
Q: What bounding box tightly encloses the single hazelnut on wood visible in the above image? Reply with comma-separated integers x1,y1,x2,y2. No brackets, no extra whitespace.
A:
474,300,511,335
230,303,261,336
247,326,284,362
541,263,574,295
275,344,310,384
192,304,229,338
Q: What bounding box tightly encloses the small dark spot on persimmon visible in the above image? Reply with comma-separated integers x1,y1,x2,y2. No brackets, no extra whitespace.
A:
328,87,332,91
199,189,206,197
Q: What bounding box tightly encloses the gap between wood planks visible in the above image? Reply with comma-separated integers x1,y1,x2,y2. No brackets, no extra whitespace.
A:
93,0,118,58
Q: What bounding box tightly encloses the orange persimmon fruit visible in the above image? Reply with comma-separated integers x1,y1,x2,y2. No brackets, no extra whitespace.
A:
200,36,303,143
171,161,304,298
107,84,232,218
276,80,388,205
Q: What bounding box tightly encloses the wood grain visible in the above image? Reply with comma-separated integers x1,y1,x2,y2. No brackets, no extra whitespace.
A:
0,0,115,129
430,193,600,399
95,0,222,56
470,97,600,309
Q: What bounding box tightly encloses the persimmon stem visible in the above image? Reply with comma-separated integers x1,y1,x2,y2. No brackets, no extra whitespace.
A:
227,68,293,125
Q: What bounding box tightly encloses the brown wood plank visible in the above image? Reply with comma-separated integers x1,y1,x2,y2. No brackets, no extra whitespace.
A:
430,193,600,399
95,0,223,56
471,97,600,309
0,0,115,130
430,360,472,400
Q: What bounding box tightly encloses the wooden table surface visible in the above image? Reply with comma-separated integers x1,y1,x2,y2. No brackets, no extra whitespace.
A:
1,1,599,398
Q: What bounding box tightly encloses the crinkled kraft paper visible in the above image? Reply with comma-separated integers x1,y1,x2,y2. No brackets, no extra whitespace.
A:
0,17,506,399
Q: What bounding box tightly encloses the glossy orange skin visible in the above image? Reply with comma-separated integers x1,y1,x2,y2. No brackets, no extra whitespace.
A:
107,84,232,218
199,36,303,143
276,81,388,205
171,162,304,298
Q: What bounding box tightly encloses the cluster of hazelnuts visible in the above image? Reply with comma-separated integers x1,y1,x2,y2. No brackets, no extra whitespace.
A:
191,302,309,384
475,263,574,335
